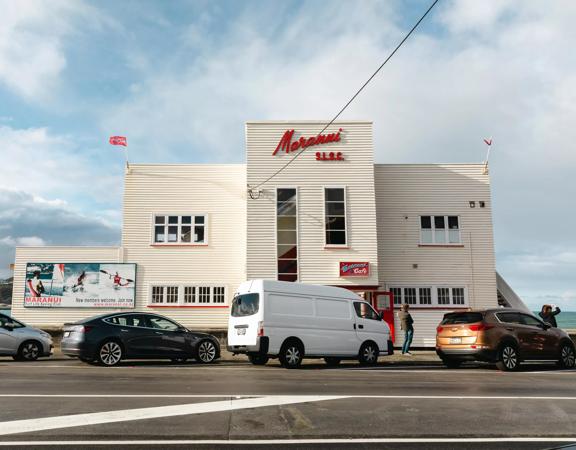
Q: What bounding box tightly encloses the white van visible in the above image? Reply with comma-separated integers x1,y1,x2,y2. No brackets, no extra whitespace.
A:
227,279,393,368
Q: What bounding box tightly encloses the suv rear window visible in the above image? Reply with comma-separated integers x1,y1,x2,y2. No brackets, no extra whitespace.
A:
231,293,259,317
441,312,483,325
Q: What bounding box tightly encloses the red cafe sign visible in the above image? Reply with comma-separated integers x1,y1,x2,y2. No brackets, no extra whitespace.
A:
339,262,370,277
272,129,344,161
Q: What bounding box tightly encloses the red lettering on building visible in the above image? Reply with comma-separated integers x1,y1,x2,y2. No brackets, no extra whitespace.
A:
272,128,343,156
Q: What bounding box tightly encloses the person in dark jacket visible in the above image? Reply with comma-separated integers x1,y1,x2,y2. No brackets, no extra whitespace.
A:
539,304,561,328
398,304,414,355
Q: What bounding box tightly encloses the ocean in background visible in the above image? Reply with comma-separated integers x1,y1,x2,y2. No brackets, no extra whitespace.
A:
534,311,576,330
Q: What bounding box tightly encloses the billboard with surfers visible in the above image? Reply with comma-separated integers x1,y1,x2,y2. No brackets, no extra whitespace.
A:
24,263,136,308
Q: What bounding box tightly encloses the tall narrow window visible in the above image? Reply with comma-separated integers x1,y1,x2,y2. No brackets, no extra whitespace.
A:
277,188,298,282
184,286,196,303
325,187,347,246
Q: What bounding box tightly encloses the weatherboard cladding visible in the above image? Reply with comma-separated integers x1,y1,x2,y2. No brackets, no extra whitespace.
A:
246,121,379,286
375,164,498,347
10,123,499,346
121,164,247,329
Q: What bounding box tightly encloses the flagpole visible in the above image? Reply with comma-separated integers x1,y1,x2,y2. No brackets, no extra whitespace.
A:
482,137,492,175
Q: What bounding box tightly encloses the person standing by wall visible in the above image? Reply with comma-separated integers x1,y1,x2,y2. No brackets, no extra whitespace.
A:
539,304,561,328
399,303,414,355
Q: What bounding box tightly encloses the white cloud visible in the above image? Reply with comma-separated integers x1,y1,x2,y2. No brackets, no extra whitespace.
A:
0,125,123,208
0,189,120,278
0,0,107,101
0,236,46,247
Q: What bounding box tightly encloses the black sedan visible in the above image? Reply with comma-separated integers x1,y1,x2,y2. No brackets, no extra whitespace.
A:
61,312,220,366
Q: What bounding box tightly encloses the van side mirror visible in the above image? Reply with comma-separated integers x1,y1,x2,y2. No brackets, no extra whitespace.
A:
378,311,384,321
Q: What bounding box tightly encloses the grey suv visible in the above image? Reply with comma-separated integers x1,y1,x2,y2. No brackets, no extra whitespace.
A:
0,313,53,361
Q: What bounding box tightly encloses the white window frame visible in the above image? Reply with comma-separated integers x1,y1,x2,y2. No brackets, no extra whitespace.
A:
389,285,468,308
323,186,348,248
275,186,299,282
149,285,180,304
419,215,461,245
148,284,227,306
151,213,208,245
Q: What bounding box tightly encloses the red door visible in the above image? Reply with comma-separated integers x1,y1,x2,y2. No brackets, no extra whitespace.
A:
372,291,395,343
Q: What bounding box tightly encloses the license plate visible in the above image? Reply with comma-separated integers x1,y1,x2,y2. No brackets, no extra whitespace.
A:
450,337,462,344
64,331,71,337
237,328,246,335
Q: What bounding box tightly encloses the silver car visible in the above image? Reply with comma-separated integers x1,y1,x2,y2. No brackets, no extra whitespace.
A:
0,313,53,361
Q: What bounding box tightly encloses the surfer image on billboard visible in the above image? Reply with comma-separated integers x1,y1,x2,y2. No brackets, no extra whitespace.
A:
24,262,136,308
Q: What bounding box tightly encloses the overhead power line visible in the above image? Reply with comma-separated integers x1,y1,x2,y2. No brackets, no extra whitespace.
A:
251,0,440,191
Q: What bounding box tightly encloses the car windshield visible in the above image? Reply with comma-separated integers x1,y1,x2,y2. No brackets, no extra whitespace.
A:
441,312,483,325
231,293,259,317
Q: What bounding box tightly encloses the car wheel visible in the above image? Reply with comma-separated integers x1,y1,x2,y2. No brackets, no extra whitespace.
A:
279,341,304,369
442,358,462,369
16,341,41,361
248,354,269,365
358,342,379,366
197,340,218,364
324,357,342,367
496,343,519,371
97,340,123,366
558,342,576,369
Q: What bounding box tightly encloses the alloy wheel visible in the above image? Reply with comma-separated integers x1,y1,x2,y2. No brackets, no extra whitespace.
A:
198,341,217,363
363,345,377,363
22,342,39,361
99,342,122,366
502,346,517,370
285,346,301,366
561,345,576,368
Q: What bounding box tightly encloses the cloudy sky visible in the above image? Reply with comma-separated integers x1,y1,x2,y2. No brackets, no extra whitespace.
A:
0,0,574,310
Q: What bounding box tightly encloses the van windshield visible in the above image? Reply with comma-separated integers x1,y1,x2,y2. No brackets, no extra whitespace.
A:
231,293,259,317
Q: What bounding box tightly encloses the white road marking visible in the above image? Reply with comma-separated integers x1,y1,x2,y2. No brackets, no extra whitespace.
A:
1,394,575,400
0,437,575,446
0,395,345,436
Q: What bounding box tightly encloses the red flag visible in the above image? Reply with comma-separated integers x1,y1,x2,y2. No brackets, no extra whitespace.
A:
483,138,492,146
109,136,127,147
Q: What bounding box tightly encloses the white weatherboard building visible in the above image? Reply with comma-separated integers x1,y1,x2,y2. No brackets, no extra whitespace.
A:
11,121,528,347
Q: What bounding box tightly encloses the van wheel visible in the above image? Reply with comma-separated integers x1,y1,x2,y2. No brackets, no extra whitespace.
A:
248,354,269,365
324,357,342,367
558,342,576,369
496,343,519,371
359,342,379,366
279,341,304,369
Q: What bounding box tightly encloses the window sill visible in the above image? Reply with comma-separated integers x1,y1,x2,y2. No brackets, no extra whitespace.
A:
324,245,350,249
418,244,464,248
393,306,469,310
151,243,208,247
147,304,228,308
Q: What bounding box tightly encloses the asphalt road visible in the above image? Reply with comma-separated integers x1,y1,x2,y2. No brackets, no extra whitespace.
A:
0,357,575,449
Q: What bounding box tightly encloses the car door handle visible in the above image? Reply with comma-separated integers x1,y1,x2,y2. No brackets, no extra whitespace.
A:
155,331,164,335
353,324,356,330
120,329,129,332
358,324,364,329
505,327,514,331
